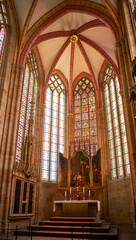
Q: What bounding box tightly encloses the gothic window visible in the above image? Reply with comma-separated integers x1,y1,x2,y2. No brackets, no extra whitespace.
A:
0,0,8,64
129,0,136,12
16,51,38,162
42,74,65,182
103,66,130,180
128,0,136,28
74,77,97,156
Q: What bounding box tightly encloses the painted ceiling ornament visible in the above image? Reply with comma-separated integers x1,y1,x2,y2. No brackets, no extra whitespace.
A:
70,34,78,43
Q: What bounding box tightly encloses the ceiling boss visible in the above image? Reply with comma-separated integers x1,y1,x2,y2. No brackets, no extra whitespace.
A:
70,34,78,43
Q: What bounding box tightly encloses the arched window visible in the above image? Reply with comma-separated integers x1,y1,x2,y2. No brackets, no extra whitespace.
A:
103,66,130,180
128,0,136,28
42,74,65,182
0,0,8,65
129,0,136,12
74,77,97,156
16,51,38,162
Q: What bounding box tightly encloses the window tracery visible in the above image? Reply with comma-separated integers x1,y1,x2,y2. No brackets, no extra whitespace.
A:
42,74,65,182
0,0,8,65
16,51,38,162
74,77,97,156
103,66,130,179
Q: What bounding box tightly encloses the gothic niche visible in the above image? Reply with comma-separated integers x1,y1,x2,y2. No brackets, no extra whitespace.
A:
70,151,90,187
92,149,102,186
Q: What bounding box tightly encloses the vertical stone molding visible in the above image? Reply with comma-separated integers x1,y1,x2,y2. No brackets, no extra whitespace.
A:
123,0,136,61
0,63,24,225
116,38,136,223
34,102,45,221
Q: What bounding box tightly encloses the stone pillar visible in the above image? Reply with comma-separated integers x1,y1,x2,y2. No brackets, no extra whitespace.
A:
0,63,24,225
67,113,75,187
123,0,136,61
35,102,45,222
116,37,136,222
96,103,110,219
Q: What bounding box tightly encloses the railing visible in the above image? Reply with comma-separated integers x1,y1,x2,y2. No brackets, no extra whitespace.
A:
0,221,31,240
0,218,110,240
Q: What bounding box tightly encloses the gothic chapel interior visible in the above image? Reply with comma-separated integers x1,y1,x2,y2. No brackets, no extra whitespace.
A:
1,0,136,229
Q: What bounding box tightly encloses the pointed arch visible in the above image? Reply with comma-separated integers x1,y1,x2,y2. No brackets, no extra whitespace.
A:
19,2,120,65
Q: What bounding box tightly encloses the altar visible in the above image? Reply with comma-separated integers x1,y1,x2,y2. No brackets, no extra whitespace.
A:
53,200,100,220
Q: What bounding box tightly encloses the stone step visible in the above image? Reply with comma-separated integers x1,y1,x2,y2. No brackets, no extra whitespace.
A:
16,228,118,239
39,220,103,227
50,216,95,222
29,224,111,233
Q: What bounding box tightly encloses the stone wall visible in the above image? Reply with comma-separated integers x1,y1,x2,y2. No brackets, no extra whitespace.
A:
108,177,134,224
38,182,64,220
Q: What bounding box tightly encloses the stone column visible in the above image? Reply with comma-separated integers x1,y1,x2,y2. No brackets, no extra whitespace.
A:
123,0,136,61
35,102,45,222
0,63,24,225
116,37,136,222
96,100,110,219
67,113,75,187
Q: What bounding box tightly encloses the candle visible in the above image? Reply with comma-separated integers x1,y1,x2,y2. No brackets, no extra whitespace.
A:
70,187,71,194
65,191,66,197
83,187,85,194
89,190,90,200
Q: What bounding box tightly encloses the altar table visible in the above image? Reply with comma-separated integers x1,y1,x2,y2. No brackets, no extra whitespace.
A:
53,200,100,220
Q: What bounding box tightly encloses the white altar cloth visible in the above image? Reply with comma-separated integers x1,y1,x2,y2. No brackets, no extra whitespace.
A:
53,200,100,212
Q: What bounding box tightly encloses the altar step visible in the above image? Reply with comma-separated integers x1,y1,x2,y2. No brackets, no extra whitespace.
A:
50,216,95,222
16,217,118,239
29,223,111,233
39,217,102,227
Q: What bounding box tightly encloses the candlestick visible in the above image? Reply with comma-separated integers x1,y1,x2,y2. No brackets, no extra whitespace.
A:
83,187,85,200
70,187,71,200
89,190,90,200
65,191,67,200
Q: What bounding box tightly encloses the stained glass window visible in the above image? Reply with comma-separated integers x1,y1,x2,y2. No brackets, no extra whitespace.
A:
74,77,97,156
0,0,8,64
16,51,38,162
103,66,130,179
42,74,65,182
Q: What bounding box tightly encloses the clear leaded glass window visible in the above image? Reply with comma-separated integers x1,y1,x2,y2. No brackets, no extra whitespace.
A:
103,66,130,180
0,0,8,64
74,77,97,156
42,74,65,182
16,51,38,162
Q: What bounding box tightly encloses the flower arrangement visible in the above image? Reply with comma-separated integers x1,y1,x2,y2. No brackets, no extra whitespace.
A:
73,192,81,200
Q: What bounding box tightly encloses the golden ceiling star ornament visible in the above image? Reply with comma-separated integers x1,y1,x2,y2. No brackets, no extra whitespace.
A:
70,34,78,43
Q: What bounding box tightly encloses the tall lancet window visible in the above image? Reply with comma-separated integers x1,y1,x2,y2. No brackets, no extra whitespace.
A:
0,0,8,64
129,0,136,12
16,51,38,162
42,74,65,182
74,77,97,156
103,66,130,180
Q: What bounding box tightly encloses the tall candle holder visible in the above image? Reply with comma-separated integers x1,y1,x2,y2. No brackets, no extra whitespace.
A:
89,190,90,200
70,187,71,201
83,187,85,200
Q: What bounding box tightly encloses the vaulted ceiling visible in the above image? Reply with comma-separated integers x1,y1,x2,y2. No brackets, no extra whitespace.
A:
13,0,119,88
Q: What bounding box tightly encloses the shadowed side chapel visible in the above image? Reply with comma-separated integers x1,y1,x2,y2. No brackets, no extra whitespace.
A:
0,0,136,239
